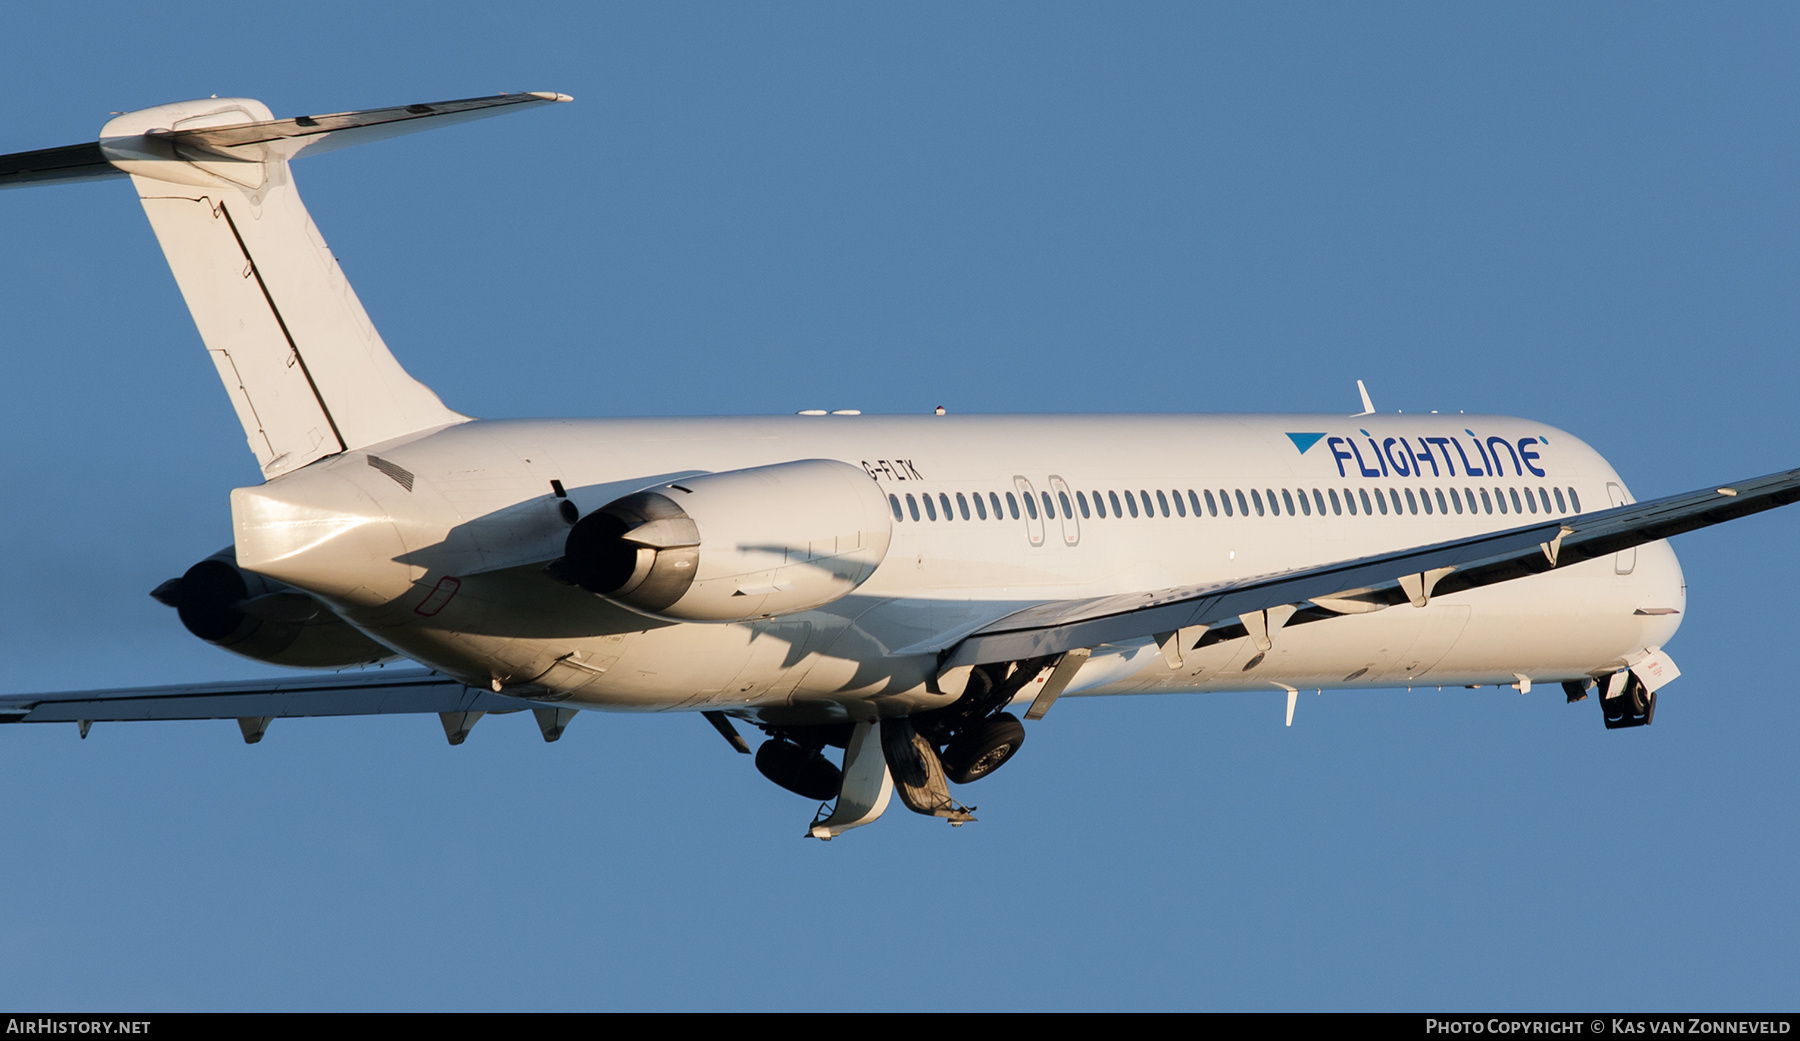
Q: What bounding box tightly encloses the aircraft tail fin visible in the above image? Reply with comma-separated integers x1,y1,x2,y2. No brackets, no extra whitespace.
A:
0,93,570,478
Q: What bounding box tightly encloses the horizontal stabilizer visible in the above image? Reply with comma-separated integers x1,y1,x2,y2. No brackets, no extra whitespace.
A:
0,141,121,188
0,92,571,190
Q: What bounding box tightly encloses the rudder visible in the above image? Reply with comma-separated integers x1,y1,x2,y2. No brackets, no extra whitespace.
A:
102,98,462,476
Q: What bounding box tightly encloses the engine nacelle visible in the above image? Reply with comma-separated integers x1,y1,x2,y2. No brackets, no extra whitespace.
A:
560,459,892,622
151,548,398,668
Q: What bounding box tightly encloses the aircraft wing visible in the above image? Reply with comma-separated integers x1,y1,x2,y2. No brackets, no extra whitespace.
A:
0,668,529,725
945,466,1800,668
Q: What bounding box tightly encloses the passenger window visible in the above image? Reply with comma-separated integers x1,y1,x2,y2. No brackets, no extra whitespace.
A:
1297,489,1311,516
1093,492,1107,518
1189,490,1203,516
1496,488,1509,514
1329,488,1343,515
1464,488,1478,514
939,493,954,520
1434,488,1448,514
1077,491,1091,519
1521,488,1535,514
956,492,970,520
1538,488,1552,513
1174,491,1186,517
990,492,1004,520
1248,489,1263,516
975,493,989,520
1057,491,1072,519
1358,489,1372,515
1126,492,1139,518
907,494,921,521
924,494,938,521
1389,489,1403,515
1312,488,1327,516
1553,487,1567,513
1480,488,1493,514
1156,490,1170,517
1024,493,1040,520
1235,489,1249,516
1109,491,1123,517
1449,489,1462,515
1139,490,1154,516
1281,489,1295,515
1204,489,1218,517
1375,489,1388,515
1568,487,1581,512
1509,488,1523,513
1005,492,1020,520
1405,488,1418,515
889,494,904,521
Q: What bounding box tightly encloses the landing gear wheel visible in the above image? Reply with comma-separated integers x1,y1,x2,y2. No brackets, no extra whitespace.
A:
1602,690,1629,727
943,713,1026,785
1602,674,1656,729
755,740,842,800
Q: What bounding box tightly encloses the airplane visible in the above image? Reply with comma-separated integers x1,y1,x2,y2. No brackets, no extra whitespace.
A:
2,92,1795,839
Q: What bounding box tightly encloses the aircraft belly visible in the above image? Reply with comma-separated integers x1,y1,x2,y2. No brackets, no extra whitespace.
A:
508,609,937,714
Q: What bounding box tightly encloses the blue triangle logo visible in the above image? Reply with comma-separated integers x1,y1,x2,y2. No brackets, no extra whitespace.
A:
1286,432,1326,454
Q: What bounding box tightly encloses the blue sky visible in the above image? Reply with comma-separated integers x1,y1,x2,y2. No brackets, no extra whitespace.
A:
1,3,1797,1010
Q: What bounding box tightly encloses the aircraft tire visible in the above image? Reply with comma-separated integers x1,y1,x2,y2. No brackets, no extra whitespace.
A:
944,713,1026,785
754,740,842,801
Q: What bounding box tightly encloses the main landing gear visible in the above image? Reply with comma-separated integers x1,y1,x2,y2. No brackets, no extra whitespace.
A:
941,712,1026,784
734,658,1053,837
754,737,843,801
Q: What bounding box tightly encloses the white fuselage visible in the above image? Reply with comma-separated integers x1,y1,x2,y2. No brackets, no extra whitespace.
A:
228,412,1684,724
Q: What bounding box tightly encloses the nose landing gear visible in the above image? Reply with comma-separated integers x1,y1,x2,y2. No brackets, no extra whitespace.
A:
1600,671,1657,729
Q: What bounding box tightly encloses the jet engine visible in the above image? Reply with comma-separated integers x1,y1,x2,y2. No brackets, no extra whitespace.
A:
558,459,892,622
151,548,398,668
